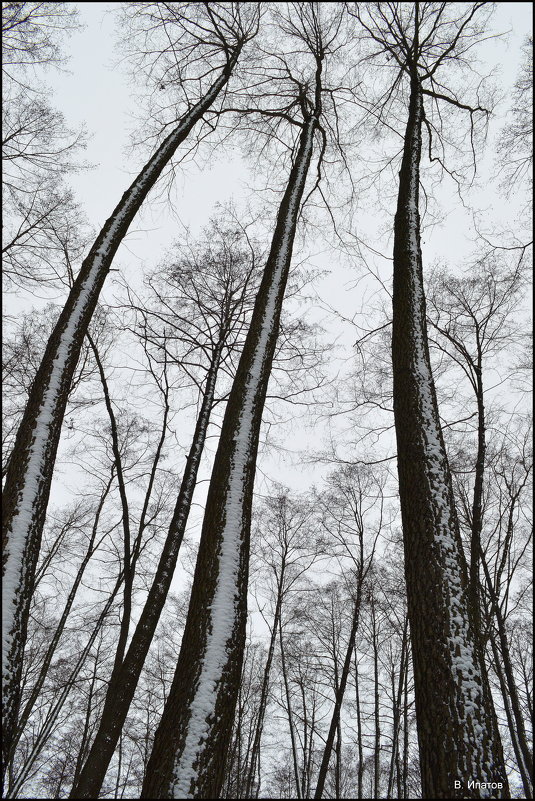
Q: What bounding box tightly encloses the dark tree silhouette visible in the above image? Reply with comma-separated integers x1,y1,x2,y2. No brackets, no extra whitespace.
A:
141,4,351,797
1,2,258,783
350,2,510,796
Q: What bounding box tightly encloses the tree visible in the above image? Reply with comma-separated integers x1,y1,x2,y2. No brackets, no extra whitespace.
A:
497,35,533,196
2,2,78,74
426,254,532,796
2,3,87,291
351,2,509,796
1,3,259,780
426,256,529,624
69,213,262,799
141,5,354,797
313,464,382,799
246,488,321,798
222,637,267,799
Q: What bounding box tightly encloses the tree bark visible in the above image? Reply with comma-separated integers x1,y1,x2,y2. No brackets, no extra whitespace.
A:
141,110,318,799
391,61,509,797
1,51,241,776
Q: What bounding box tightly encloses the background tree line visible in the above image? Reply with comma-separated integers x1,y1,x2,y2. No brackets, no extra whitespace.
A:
2,2,532,799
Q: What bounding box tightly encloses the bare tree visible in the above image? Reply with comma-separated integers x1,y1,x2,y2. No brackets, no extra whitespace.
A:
246,488,321,799
2,3,87,291
1,4,259,779
141,5,355,797
426,255,532,796
69,214,262,799
1,2,78,75
497,35,533,195
351,2,509,796
313,464,382,799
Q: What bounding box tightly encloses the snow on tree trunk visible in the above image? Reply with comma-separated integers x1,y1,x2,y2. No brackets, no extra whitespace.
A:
142,118,317,801
1,55,239,776
70,347,221,799
391,74,509,799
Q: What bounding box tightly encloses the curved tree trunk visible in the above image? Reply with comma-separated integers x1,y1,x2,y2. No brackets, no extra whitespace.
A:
391,66,509,797
141,113,318,800
1,52,241,779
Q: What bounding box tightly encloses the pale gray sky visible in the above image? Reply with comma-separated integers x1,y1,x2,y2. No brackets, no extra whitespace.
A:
15,2,534,496
47,2,532,268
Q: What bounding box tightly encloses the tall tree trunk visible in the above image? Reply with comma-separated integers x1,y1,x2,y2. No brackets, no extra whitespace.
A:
387,616,409,800
1,52,241,775
391,53,508,797
402,654,410,800
469,355,485,636
469,330,532,797
279,616,302,801
70,348,221,799
87,333,133,677
335,721,342,800
314,593,362,799
355,653,364,800
481,555,533,798
244,567,286,798
372,599,381,801
141,109,318,799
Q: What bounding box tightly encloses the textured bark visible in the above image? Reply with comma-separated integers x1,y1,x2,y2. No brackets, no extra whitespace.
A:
391,69,509,798
1,51,241,776
141,115,317,800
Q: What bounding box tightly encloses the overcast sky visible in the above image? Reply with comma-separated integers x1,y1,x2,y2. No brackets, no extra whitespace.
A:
15,2,534,498
46,2,532,254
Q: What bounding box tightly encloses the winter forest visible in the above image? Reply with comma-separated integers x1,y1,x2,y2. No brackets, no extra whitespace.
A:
1,2,532,799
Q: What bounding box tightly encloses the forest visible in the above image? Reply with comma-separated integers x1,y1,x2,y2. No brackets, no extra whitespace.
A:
1,2,532,799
